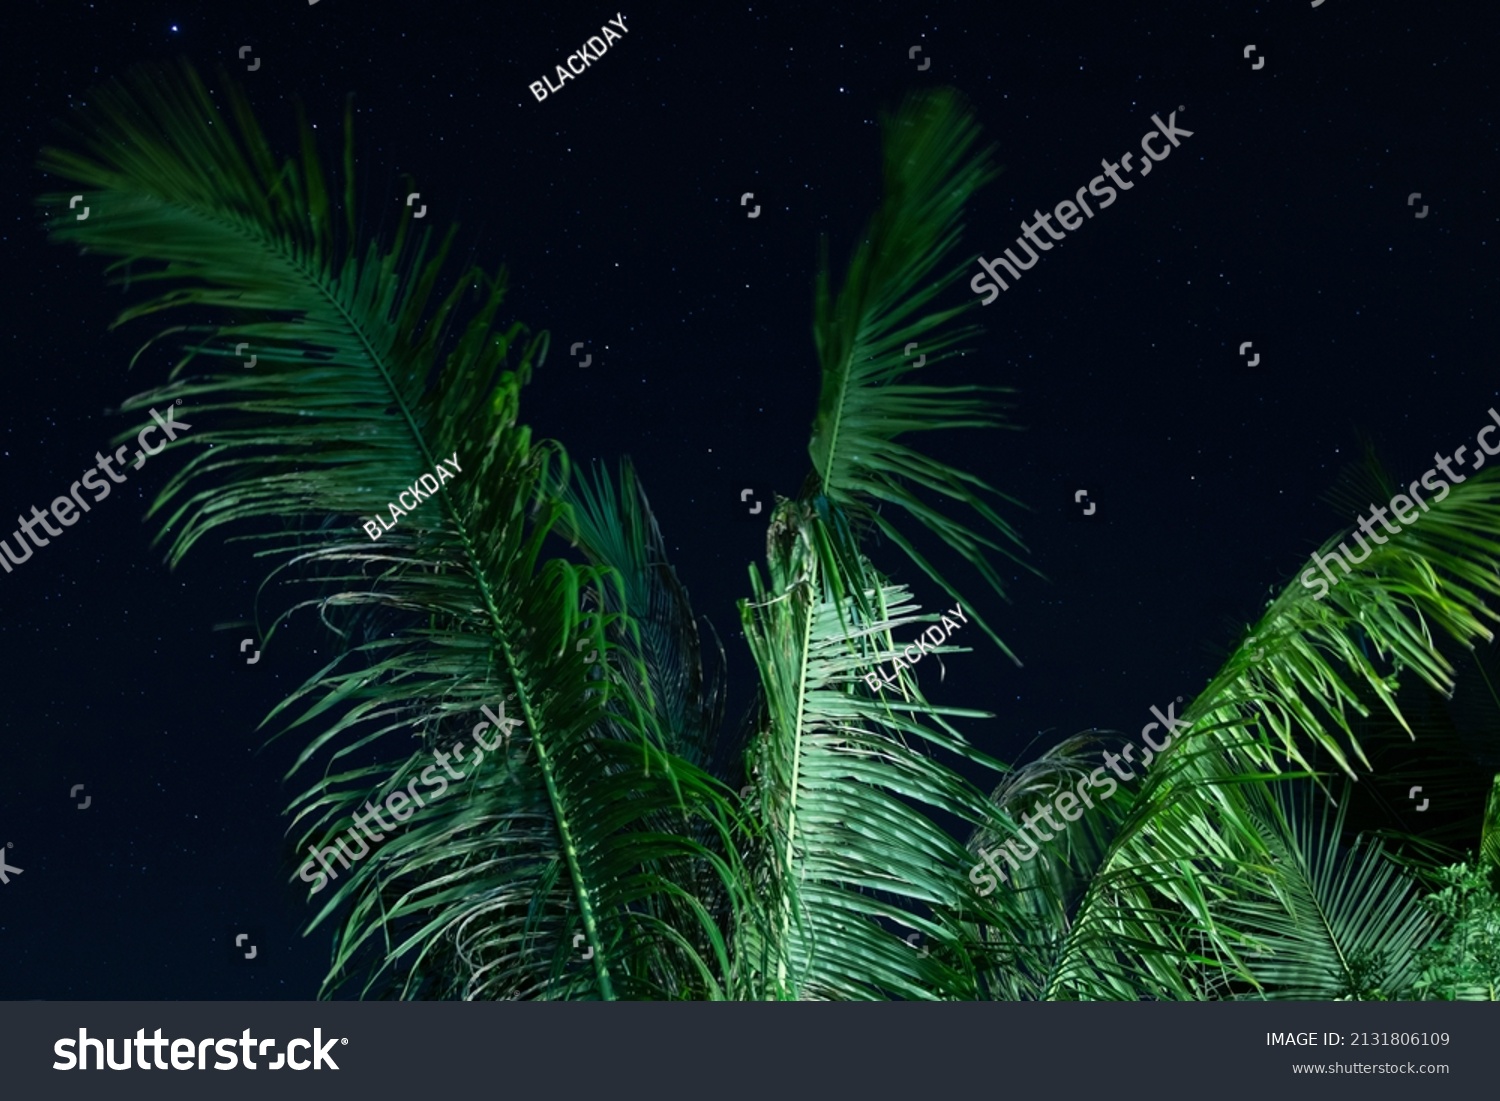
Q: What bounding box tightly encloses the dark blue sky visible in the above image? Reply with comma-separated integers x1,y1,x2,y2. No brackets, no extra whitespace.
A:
0,0,1495,998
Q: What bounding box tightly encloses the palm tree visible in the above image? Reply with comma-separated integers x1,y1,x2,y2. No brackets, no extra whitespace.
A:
37,60,1500,1000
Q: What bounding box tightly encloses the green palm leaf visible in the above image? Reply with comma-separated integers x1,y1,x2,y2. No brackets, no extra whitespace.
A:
1483,776,1500,870
805,87,1035,665
964,734,1174,1001
1224,782,1438,999
737,499,1008,999
558,456,726,770
1208,469,1500,781
38,60,741,1000
969,464,1500,1000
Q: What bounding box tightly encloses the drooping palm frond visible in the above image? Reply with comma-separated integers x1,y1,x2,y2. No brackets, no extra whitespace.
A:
1206,468,1500,781
962,732,1192,1001
1005,725,1284,1001
551,455,749,983
969,465,1500,1000
805,87,1035,666
558,456,726,771
37,60,743,1000
736,502,1008,999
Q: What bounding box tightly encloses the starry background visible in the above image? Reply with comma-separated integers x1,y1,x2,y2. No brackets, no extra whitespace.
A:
0,0,1494,998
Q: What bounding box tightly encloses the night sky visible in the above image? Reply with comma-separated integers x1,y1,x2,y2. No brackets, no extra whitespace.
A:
0,1,1495,999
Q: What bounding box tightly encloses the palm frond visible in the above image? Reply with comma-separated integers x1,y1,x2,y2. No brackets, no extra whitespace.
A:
971,464,1500,999
963,729,1254,1001
1223,781,1439,999
38,60,743,1000
1202,469,1500,781
558,456,726,770
805,87,1035,665
1483,776,1500,870
737,499,1007,999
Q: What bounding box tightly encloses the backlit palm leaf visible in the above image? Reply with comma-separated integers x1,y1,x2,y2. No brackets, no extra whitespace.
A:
37,60,740,1000
970,469,1500,999
806,87,1034,665
738,505,1006,999
1222,781,1438,999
